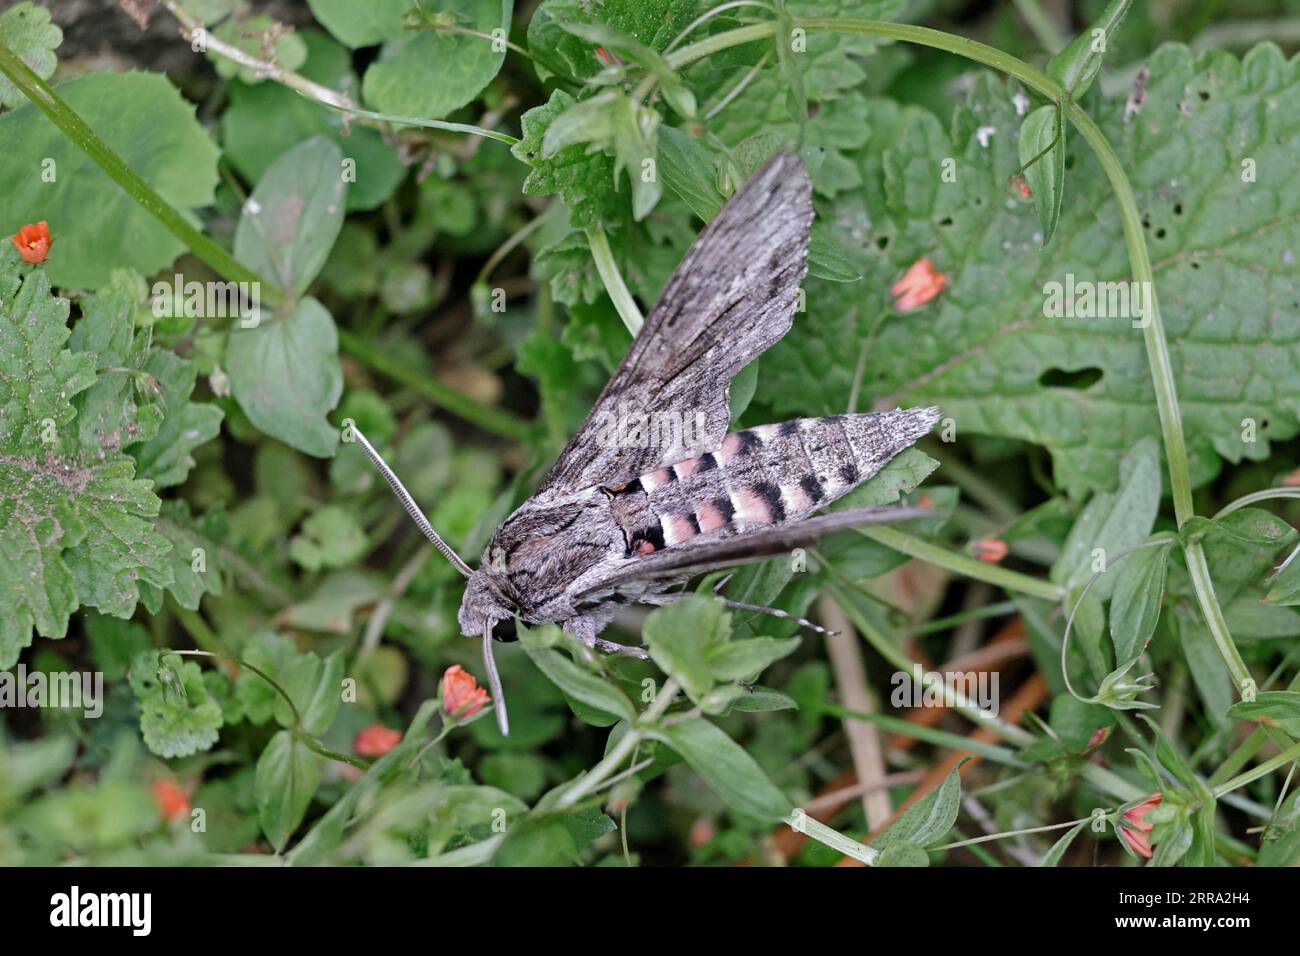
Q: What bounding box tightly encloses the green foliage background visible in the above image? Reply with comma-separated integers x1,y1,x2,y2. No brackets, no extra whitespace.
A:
3,0,1300,867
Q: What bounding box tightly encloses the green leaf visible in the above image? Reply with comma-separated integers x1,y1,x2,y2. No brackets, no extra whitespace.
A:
143,501,226,613
130,348,223,488
513,89,623,230
1018,104,1065,246
0,253,172,667
704,636,801,682
279,651,345,735
234,136,346,298
1047,0,1133,98
876,841,930,867
130,651,224,759
655,718,793,821
289,505,367,571
1227,691,1300,737
255,729,324,852
0,2,61,108
1108,536,1173,667
1052,438,1160,598
874,766,962,851
362,0,512,120
208,14,306,84
521,644,637,721
227,297,343,457
1264,542,1300,605
528,0,698,82
221,34,404,212
0,72,219,290
643,595,731,703
306,0,408,47
84,612,151,683
761,48,1300,497
1040,820,1089,866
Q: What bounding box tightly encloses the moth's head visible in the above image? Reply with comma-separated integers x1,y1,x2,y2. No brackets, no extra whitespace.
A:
457,570,519,643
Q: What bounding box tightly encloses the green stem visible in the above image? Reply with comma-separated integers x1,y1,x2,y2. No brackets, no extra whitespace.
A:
856,525,1063,601
0,39,286,310
317,99,519,145
294,730,372,772
163,649,300,728
586,228,644,335
1213,739,1300,798
668,16,1247,702
932,816,1088,852
556,679,680,809
1213,487,1300,519
336,328,533,442
1010,0,1069,52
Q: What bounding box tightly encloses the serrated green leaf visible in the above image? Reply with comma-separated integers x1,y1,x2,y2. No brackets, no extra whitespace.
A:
0,2,61,109
227,297,343,457
761,48,1300,497
130,348,223,488
130,651,224,758
144,501,226,613
654,717,793,821
0,72,219,289
0,253,172,667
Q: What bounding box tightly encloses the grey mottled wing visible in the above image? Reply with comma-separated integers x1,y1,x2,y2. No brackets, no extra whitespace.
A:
536,150,813,496
577,505,933,595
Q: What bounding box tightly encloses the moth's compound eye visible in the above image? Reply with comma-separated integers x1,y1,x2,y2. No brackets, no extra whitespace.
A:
492,617,518,643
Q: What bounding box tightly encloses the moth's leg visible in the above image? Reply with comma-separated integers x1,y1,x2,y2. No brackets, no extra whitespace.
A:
564,615,650,659
718,599,839,637
583,636,651,660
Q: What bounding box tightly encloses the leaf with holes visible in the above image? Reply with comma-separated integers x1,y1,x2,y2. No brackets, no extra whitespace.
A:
760,46,1300,498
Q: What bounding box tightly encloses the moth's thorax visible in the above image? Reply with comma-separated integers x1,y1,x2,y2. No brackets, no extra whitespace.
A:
459,489,625,633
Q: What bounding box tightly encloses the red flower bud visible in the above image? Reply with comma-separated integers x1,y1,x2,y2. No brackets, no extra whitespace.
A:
442,664,489,719
354,724,402,757
11,220,52,264
890,257,946,312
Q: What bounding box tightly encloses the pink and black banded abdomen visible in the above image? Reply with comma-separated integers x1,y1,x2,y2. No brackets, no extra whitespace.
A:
609,407,939,556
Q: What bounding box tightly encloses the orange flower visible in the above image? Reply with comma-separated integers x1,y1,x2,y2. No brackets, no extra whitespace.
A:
1119,792,1162,860
1011,175,1032,199
354,724,402,757
151,778,190,823
890,257,946,312
442,664,489,719
11,220,52,264
972,538,1008,564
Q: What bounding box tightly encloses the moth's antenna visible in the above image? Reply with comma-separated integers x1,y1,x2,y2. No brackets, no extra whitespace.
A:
482,625,510,736
349,426,474,578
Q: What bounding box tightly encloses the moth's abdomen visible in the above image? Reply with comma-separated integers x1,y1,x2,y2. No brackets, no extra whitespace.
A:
622,407,939,552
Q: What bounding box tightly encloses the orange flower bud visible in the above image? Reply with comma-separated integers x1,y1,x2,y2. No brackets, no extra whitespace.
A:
1119,792,1162,860
151,778,190,823
442,664,489,719
890,257,946,312
354,724,402,757
972,538,1008,564
11,220,52,264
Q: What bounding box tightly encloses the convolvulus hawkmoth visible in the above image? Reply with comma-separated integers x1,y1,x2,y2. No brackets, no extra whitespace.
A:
354,151,939,734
